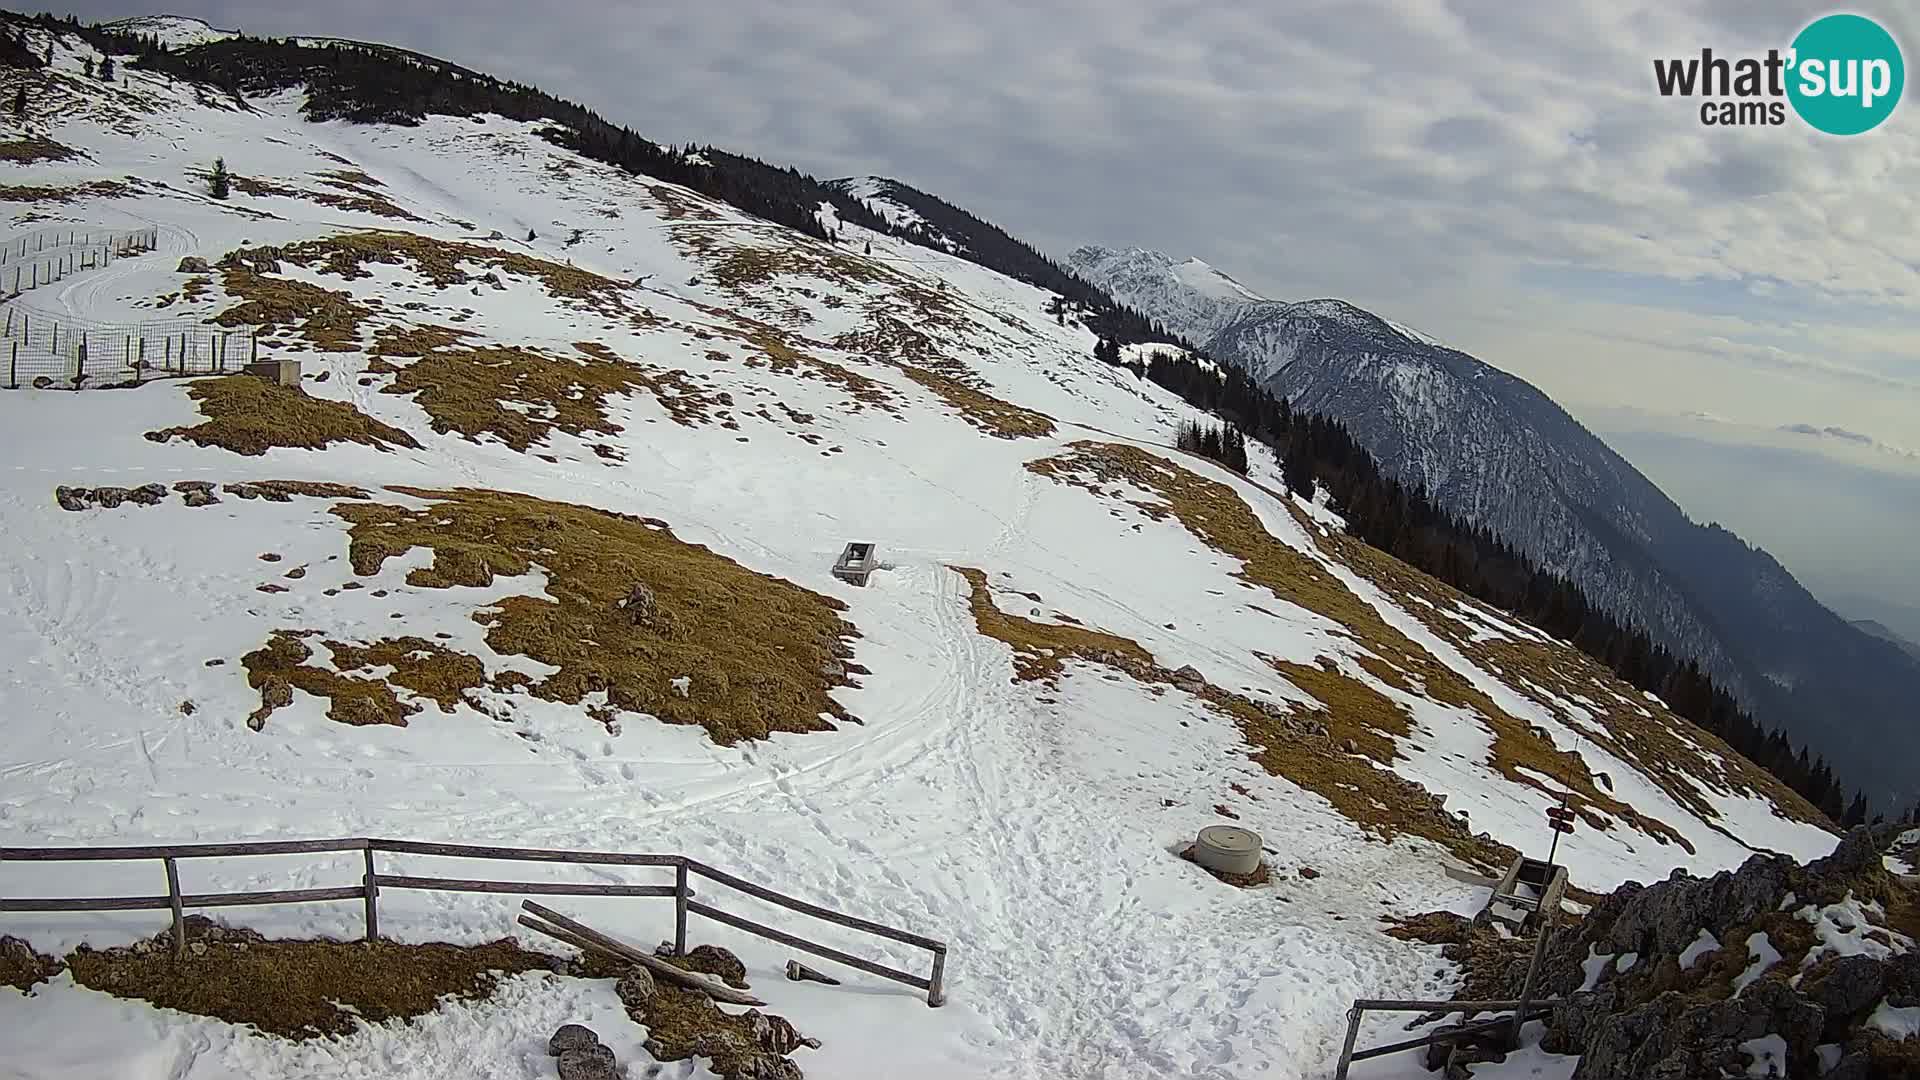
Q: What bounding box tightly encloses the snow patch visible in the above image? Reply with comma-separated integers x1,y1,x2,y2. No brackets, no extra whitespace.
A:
1680,928,1721,970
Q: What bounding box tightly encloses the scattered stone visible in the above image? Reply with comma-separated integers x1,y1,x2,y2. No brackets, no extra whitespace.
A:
1343,738,1359,754
176,256,210,273
342,582,364,591
173,481,217,493
93,486,129,508
182,489,220,507
617,965,658,1004
205,658,225,667
750,1010,821,1054
129,483,168,505
1170,665,1205,692
548,1023,601,1056
556,1045,617,1080
284,566,306,579
259,553,283,563
685,944,749,989
314,370,330,382
179,700,196,715
785,960,839,986
54,486,91,511
622,583,659,626
188,942,207,957
257,583,289,594
1299,866,1320,879
32,375,52,389
656,941,679,958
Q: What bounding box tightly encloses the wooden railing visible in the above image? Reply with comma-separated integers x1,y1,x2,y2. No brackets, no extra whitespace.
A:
0,837,948,1006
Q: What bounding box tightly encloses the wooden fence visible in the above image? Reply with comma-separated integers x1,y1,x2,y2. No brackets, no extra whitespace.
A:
0,837,948,1006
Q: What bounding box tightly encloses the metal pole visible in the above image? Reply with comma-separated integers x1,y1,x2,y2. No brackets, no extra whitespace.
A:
673,861,689,955
362,846,379,941
164,857,186,960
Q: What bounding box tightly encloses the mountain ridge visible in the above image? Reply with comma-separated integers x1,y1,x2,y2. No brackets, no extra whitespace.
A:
1070,242,1920,811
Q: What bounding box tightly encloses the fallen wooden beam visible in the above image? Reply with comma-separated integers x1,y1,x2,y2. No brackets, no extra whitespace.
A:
519,900,765,1006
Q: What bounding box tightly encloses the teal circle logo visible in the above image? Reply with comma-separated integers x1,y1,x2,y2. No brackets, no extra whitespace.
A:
1787,13,1904,135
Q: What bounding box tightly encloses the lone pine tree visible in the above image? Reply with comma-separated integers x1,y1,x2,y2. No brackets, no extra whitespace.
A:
209,157,230,200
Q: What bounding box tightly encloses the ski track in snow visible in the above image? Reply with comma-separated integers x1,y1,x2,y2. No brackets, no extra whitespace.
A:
0,35,1835,1080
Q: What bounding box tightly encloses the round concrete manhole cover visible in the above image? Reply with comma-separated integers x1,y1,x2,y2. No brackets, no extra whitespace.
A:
1195,825,1263,875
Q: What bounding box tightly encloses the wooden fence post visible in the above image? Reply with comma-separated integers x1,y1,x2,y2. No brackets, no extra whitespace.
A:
927,947,946,1007
674,861,689,956
362,846,379,941
9,342,16,389
164,857,186,960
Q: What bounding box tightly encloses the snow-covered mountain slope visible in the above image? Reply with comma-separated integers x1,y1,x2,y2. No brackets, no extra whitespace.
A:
829,176,965,255
1069,243,1920,814
100,13,236,47
0,24,1842,1080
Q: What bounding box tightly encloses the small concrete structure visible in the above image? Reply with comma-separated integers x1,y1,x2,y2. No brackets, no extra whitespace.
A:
243,358,301,387
1481,855,1568,933
1193,824,1263,876
832,542,881,587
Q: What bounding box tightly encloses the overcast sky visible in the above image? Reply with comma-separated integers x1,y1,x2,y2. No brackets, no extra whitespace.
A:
66,0,1920,636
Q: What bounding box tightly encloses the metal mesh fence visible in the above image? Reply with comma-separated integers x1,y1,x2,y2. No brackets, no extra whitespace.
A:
0,227,260,389
0,302,258,389
0,228,160,297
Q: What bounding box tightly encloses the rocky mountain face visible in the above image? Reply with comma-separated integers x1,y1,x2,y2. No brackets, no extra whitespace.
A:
1067,245,1920,813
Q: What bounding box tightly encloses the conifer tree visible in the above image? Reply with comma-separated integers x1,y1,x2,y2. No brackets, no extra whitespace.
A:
98,55,114,81
209,157,230,200
83,55,93,78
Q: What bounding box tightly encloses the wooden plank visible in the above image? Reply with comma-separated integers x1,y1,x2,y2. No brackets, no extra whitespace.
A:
517,903,765,1006
686,899,929,992
0,838,369,861
375,874,676,898
0,894,172,913
164,857,185,960
1347,998,1558,1013
363,848,379,941
682,859,945,953
674,862,688,956
371,839,679,867
180,886,366,908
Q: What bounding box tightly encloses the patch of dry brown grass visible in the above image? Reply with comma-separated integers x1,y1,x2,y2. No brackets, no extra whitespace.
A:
217,248,376,351
0,135,79,163
64,919,554,1039
144,375,420,456
230,174,422,222
897,366,1055,438
332,487,861,744
242,631,417,729
1025,441,1692,859
951,566,1153,682
365,330,725,452
0,179,128,202
255,231,654,326
0,936,62,992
